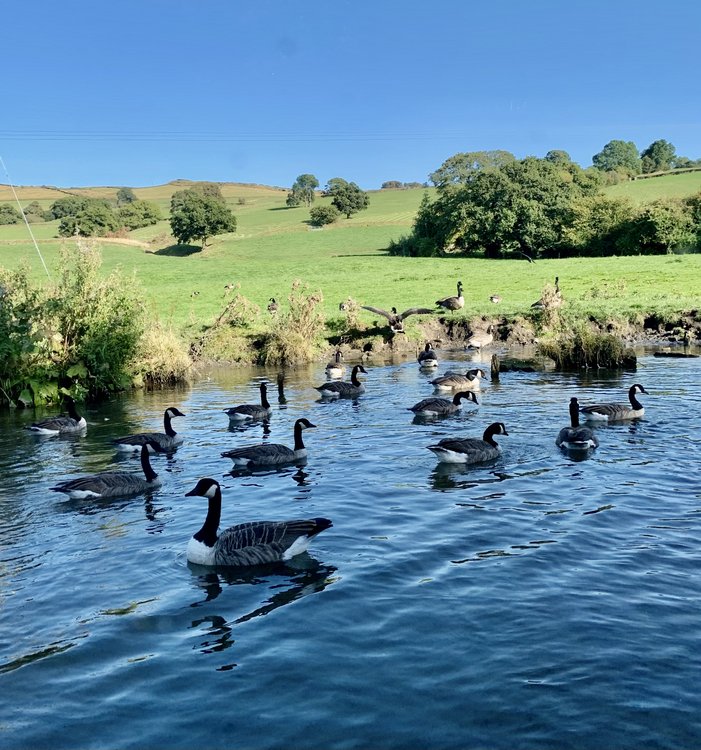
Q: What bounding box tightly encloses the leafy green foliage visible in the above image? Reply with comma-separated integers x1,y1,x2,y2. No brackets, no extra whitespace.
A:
58,199,119,237
329,180,370,218
0,204,22,225
286,174,319,208
592,140,642,174
538,324,633,369
641,139,676,173
50,196,89,219
116,187,137,205
169,188,236,246
0,242,145,405
22,201,52,223
309,205,339,226
429,150,516,189
118,199,162,230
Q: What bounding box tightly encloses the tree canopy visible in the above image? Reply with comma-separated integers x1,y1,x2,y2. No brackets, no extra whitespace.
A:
116,187,137,205
0,204,22,225
429,150,516,189
118,199,162,230
640,139,676,173
328,180,370,218
169,189,236,246
286,174,319,208
592,140,641,174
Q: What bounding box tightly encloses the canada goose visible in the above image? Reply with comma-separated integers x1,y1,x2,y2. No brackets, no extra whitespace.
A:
532,276,562,310
224,383,271,421
267,298,279,314
339,301,347,311
221,418,315,466
184,477,332,567
51,441,162,499
408,391,478,417
490,294,502,304
315,364,367,398
431,368,486,391
427,422,509,464
418,342,439,368
113,407,186,452
579,384,647,422
436,281,464,312
466,325,495,350
26,396,87,434
360,305,434,334
325,349,346,379
556,398,599,450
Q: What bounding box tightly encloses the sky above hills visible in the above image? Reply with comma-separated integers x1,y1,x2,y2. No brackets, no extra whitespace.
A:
2,0,699,190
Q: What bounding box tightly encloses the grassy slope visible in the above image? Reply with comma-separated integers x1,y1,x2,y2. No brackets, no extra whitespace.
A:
1,177,700,337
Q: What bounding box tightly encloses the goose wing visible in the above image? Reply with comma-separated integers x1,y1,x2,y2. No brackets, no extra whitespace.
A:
51,471,150,497
214,518,332,566
28,415,81,431
224,404,267,417
360,305,392,321
409,397,451,413
398,307,435,320
316,381,359,396
221,442,294,462
114,431,166,447
580,402,628,418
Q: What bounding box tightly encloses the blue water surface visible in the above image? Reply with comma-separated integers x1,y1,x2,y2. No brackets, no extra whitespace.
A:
1,351,700,749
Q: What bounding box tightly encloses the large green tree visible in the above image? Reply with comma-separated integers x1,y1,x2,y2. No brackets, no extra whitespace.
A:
592,140,642,174
286,174,319,208
116,187,137,205
169,189,236,246
329,180,370,218
429,150,516,189
57,200,119,237
0,204,22,225
640,139,676,173
118,199,162,230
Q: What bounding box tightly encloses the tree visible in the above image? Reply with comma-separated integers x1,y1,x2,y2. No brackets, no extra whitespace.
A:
0,204,22,224
381,181,403,189
286,174,319,208
309,205,340,226
429,150,516,189
118,200,162,230
50,195,89,219
592,140,641,174
57,200,119,237
116,187,137,205
22,201,52,223
329,181,369,218
640,139,676,173
324,177,348,195
169,189,236,246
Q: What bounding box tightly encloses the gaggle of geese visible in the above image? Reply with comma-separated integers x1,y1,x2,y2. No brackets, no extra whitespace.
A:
25,335,651,569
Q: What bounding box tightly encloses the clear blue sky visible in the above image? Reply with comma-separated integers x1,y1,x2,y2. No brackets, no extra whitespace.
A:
2,0,699,189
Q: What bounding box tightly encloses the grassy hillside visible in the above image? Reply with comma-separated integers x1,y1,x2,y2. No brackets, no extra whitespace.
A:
604,171,701,204
1,179,700,341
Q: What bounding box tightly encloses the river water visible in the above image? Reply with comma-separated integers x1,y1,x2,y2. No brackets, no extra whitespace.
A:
1,350,700,749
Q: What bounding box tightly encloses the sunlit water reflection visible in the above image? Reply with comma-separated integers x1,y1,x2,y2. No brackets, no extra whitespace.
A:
1,351,700,749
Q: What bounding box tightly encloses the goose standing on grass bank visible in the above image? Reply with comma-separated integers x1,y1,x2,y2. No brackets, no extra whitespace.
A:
113,407,186,452
532,276,562,310
409,391,478,417
580,384,648,422
557,398,599,450
221,418,315,467
184,478,332,567
360,305,434,334
490,294,502,304
436,281,464,312
26,396,87,434
51,441,163,499
325,350,346,379
427,422,509,464
267,298,279,315
316,364,367,398
431,368,486,392
224,383,272,422
418,342,439,368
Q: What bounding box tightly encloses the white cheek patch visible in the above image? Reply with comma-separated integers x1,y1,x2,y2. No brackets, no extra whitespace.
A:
204,484,218,498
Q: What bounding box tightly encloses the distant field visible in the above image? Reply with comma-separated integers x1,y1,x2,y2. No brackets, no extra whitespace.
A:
604,171,701,204
1,178,700,336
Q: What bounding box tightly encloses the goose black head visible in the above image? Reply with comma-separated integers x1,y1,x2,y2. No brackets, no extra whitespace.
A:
632,383,647,394
455,391,478,404
353,364,368,375
486,422,509,437
166,407,186,418
186,477,220,499
295,418,316,430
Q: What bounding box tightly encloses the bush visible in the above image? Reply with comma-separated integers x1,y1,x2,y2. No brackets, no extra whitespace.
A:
50,196,89,219
58,199,119,237
0,204,22,224
309,205,339,226
537,324,635,369
259,280,326,365
118,199,162,230
23,201,53,223
132,322,193,387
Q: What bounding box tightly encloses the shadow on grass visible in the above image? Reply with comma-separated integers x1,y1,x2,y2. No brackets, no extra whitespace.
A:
152,244,203,257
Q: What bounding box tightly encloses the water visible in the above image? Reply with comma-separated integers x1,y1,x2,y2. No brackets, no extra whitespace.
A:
1,352,701,749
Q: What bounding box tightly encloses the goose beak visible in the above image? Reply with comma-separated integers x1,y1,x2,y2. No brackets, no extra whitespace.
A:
185,486,200,497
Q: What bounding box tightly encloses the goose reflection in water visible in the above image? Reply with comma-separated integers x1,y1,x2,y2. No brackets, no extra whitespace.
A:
227,418,271,438
187,560,338,665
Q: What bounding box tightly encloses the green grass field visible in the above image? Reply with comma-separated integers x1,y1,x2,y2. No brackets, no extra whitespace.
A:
1,176,700,339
